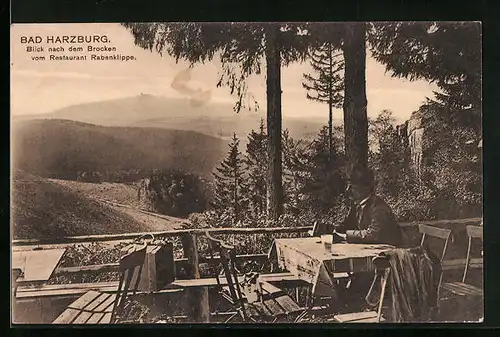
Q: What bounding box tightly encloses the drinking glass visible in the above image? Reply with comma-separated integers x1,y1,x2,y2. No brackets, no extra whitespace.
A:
321,234,333,250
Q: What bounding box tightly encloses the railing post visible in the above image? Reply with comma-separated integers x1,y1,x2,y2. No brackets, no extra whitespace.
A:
181,233,210,323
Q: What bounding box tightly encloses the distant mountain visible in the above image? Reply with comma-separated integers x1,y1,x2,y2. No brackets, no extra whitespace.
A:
17,94,335,140
11,118,227,180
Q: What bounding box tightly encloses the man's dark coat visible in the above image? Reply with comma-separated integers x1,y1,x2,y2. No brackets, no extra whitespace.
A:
336,194,405,247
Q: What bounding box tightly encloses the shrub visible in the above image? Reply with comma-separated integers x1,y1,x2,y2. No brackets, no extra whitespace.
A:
140,169,211,218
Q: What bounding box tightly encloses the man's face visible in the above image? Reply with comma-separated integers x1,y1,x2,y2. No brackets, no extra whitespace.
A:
345,181,370,203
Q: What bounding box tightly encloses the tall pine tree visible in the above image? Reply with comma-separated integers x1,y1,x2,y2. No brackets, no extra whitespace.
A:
302,43,344,164
245,118,267,217
212,133,249,225
301,126,346,213
282,127,345,216
282,129,310,215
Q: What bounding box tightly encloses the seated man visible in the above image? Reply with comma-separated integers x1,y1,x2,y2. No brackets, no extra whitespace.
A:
331,165,405,312
333,164,404,248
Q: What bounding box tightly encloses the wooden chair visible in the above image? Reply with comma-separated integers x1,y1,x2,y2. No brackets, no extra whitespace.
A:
205,231,304,323
440,225,483,298
418,224,452,289
53,245,147,324
333,254,391,323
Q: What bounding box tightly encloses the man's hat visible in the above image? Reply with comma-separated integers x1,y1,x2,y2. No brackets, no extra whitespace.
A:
348,164,375,188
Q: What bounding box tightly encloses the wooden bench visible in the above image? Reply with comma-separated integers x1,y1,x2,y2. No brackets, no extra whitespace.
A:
169,272,307,289
16,272,306,301
17,281,119,300
259,272,322,285
52,290,116,324
170,276,243,288
441,258,482,271
16,281,183,301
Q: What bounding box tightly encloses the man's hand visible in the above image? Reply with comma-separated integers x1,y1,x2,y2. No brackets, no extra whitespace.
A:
332,230,347,243
334,231,347,240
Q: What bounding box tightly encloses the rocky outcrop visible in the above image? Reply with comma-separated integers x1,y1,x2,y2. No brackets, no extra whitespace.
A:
406,111,425,178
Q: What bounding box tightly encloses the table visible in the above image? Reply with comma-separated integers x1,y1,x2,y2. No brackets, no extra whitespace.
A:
268,238,393,298
12,248,66,284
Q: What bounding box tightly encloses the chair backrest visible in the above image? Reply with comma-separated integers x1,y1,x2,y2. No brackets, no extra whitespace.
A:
463,225,483,283
310,221,331,236
418,224,452,290
111,244,147,323
418,224,452,262
205,231,245,310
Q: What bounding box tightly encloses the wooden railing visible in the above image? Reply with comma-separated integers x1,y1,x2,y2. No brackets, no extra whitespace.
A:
54,254,269,276
12,217,481,247
12,226,312,246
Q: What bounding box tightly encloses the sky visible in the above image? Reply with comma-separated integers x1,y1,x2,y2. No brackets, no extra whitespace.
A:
10,23,440,123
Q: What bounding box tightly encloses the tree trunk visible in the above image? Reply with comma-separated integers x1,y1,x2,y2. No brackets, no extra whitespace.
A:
342,22,368,169
234,175,238,225
265,25,284,221
328,45,333,167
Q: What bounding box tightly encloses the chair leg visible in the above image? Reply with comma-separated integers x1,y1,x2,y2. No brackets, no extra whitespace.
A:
224,312,239,323
294,309,309,323
376,270,390,323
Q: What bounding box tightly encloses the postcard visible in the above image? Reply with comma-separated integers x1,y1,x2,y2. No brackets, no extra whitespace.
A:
10,22,483,325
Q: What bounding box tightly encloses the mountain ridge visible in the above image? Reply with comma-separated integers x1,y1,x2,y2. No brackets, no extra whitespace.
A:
14,94,340,140
12,118,227,180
